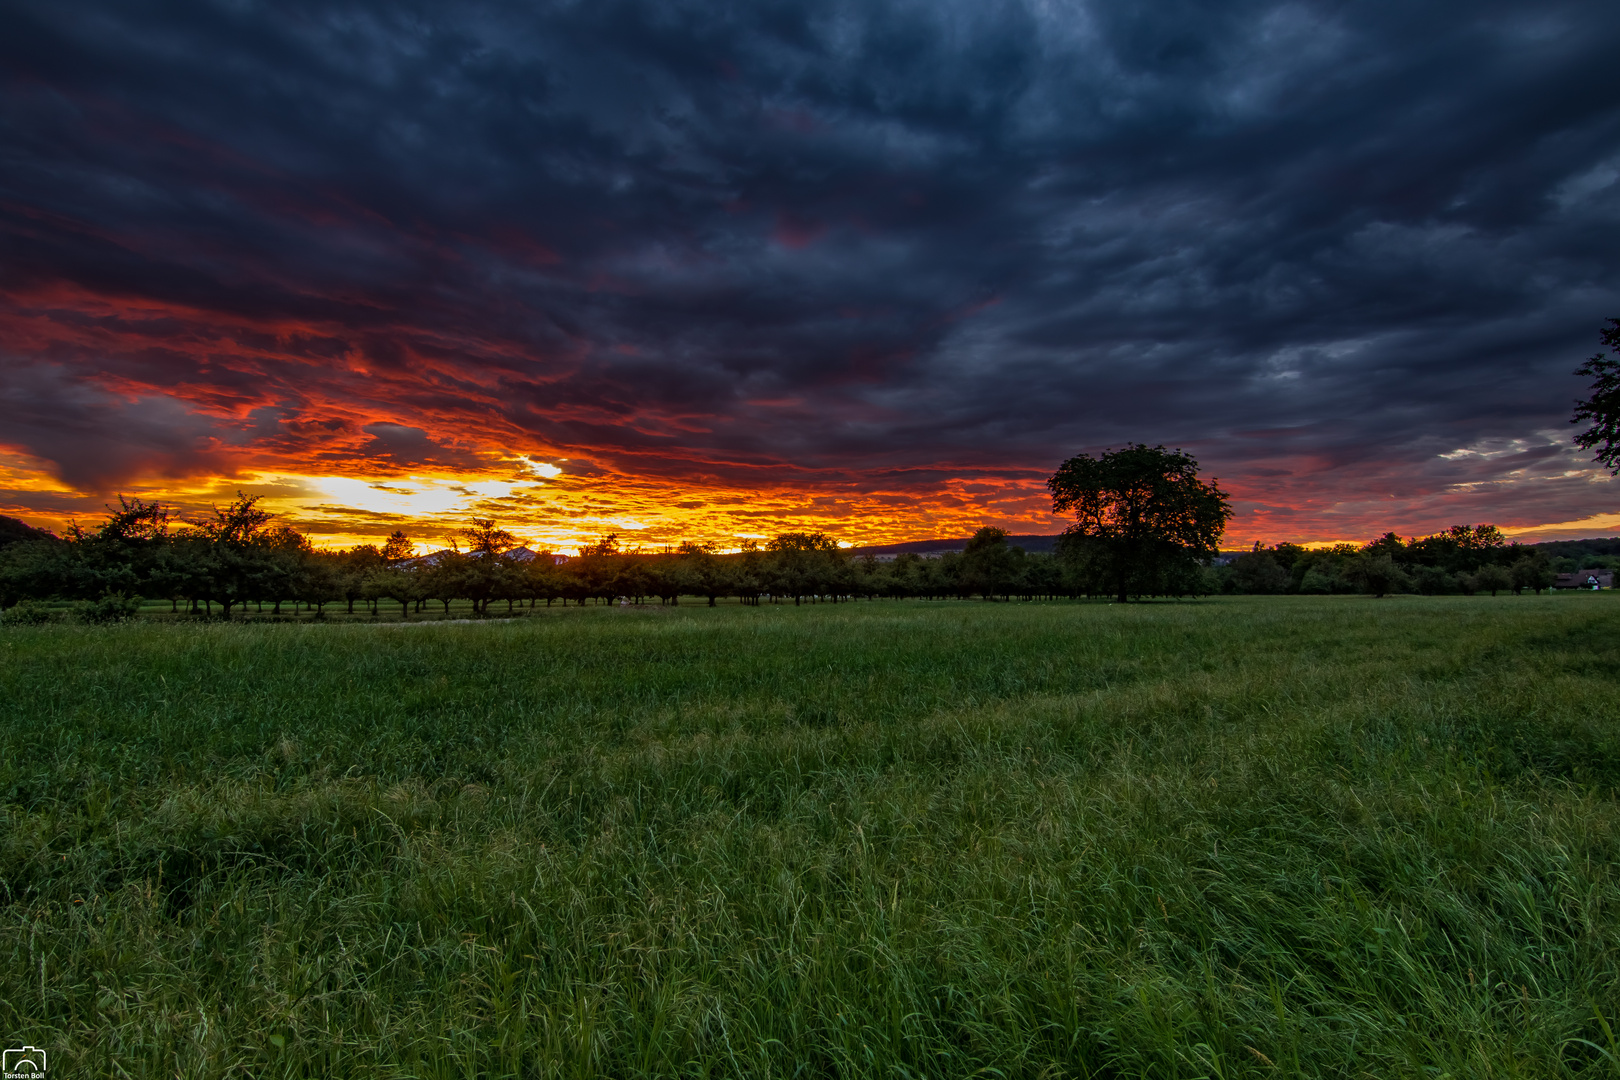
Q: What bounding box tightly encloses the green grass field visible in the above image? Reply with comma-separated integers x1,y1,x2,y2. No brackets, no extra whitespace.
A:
2,595,1619,1078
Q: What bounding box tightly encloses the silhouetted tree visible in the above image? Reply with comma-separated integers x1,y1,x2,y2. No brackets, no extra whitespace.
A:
574,535,626,604
380,531,414,562
422,552,466,613
1511,553,1555,595
679,541,732,606
1229,543,1290,594
959,527,1018,600
1351,554,1408,598
1406,524,1508,573
1364,532,1406,562
460,518,518,556
340,545,385,614
191,493,304,618
1572,317,1620,473
1476,564,1512,596
1048,444,1232,603
580,533,621,557
767,531,842,604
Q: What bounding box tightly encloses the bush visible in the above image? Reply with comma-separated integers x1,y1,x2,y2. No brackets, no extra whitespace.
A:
0,600,55,625
1298,568,1337,594
75,592,142,624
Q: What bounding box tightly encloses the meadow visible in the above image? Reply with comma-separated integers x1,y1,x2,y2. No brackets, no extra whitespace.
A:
1,595,1618,1078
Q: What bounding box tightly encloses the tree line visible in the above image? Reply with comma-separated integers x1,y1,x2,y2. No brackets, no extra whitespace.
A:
0,493,1590,622
1216,525,1565,597
0,498,1139,619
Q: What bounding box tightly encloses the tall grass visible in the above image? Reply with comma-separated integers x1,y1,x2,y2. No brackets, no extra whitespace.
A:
1,595,1618,1077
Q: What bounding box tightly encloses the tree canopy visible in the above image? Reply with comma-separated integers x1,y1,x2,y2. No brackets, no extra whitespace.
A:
1572,317,1620,474
1048,444,1232,603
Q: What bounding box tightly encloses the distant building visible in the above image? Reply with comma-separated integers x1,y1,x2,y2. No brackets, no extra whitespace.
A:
1553,569,1614,590
397,546,567,568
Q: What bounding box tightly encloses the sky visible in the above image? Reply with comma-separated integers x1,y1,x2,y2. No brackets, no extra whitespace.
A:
4,0,1620,553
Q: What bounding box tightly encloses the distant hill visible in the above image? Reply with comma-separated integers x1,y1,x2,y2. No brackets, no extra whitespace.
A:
0,515,55,548
1526,537,1620,559
850,534,1064,557
853,534,1620,562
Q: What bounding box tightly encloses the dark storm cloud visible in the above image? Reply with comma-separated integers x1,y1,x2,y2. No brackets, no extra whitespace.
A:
4,0,1620,535
350,422,487,470
0,364,224,488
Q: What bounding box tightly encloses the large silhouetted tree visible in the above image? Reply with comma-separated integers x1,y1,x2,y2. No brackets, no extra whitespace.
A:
1573,317,1620,473
1048,444,1232,603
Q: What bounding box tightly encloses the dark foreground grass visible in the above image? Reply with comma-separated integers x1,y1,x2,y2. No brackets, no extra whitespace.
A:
2,596,1619,1078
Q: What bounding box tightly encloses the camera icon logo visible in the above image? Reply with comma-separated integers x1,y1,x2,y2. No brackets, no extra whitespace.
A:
2,1046,46,1077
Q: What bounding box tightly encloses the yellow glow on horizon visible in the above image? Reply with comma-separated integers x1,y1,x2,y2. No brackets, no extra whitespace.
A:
1502,513,1620,538
289,475,511,517
0,451,76,495
181,464,1064,553
11,454,1610,556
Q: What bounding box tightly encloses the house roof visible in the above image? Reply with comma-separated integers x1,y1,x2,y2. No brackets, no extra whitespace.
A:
1553,569,1614,588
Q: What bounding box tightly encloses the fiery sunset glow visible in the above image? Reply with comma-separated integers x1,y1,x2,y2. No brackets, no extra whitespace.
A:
4,2,1619,550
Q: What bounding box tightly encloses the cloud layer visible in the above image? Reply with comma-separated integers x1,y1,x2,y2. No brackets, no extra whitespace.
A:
4,0,1620,545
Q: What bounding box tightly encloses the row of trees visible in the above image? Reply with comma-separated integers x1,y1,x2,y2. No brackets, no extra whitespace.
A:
0,496,1582,618
1219,525,1559,597
0,499,1191,615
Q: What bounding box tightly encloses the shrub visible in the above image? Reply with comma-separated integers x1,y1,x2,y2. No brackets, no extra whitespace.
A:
75,592,142,624
0,600,55,625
